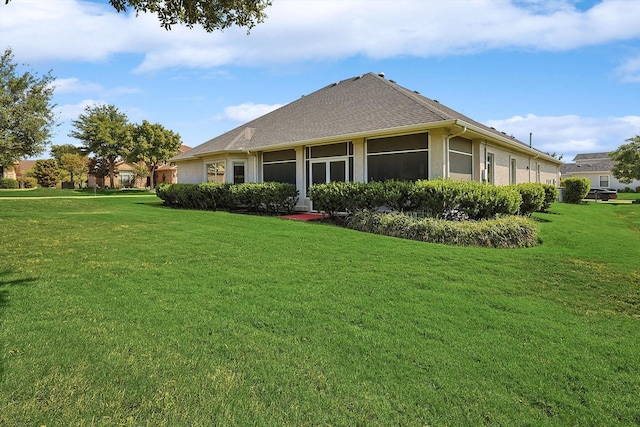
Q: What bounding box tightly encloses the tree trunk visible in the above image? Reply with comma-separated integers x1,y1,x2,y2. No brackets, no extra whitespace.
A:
109,160,116,188
149,164,156,189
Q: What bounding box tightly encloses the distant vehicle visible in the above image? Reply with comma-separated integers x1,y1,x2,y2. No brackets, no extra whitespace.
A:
586,188,617,201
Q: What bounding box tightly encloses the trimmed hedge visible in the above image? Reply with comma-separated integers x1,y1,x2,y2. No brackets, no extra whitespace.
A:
347,210,540,248
513,183,545,216
308,179,522,220
156,182,298,214
563,177,590,204
0,178,19,189
411,180,521,220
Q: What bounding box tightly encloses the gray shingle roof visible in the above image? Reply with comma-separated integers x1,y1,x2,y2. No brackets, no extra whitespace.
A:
174,72,545,161
561,159,615,174
573,152,612,162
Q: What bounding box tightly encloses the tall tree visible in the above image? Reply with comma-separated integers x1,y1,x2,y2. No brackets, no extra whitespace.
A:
610,136,640,184
5,0,271,32
128,120,182,189
60,153,88,189
0,48,56,167
69,104,132,189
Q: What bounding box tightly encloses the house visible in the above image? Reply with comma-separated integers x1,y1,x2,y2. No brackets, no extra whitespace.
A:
172,72,562,211
88,144,191,188
560,152,640,191
0,160,37,180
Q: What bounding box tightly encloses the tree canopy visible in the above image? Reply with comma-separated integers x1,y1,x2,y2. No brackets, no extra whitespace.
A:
609,136,640,184
0,48,56,167
69,104,132,189
108,0,271,32
31,159,60,187
128,120,182,189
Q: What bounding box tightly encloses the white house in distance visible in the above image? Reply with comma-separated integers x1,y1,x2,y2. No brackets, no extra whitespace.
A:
172,72,562,211
561,153,640,191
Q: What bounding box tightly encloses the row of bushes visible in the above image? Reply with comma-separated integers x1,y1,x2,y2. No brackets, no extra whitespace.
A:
156,182,299,214
0,177,38,189
347,210,540,248
308,180,558,220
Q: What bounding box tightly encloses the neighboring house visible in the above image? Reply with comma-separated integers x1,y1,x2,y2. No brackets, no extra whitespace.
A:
560,153,640,191
172,72,562,211
1,160,37,180
88,144,191,188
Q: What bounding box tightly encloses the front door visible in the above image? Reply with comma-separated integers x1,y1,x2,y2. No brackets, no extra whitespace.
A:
309,159,347,211
310,159,347,186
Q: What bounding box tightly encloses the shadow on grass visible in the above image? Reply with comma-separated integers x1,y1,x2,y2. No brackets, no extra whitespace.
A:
0,270,37,379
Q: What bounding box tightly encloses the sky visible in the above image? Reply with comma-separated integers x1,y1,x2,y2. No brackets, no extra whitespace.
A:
1,0,640,163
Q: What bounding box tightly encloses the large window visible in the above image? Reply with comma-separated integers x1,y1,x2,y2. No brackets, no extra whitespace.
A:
207,162,226,183
449,136,472,181
119,170,134,187
263,149,296,185
367,133,428,182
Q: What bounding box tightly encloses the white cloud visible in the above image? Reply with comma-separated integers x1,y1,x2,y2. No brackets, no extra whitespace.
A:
3,0,640,72
215,102,284,122
615,55,640,83
54,99,105,121
486,113,640,161
52,78,103,94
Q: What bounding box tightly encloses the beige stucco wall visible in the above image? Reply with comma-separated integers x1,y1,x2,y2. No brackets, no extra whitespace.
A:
175,128,561,213
176,159,206,184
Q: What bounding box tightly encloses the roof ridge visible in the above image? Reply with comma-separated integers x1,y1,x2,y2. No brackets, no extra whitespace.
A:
369,73,451,121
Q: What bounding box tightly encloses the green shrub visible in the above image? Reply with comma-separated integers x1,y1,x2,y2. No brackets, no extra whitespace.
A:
307,182,351,217
380,180,415,211
411,179,521,220
156,183,204,209
347,210,540,248
563,177,590,203
513,183,545,216
540,184,559,212
156,182,298,214
0,178,19,189
231,182,298,214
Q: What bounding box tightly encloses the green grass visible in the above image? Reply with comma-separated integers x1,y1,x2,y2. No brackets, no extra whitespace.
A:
0,187,156,198
617,192,640,201
1,197,639,425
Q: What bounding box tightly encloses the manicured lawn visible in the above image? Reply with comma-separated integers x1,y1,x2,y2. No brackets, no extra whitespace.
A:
1,197,639,425
0,187,155,198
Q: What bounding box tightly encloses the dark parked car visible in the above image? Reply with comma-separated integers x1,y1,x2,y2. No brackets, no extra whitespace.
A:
586,188,617,201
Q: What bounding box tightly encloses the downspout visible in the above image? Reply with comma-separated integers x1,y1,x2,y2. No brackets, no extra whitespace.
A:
445,124,467,179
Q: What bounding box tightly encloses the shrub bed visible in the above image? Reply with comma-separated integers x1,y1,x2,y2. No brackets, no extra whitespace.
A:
308,179,522,220
156,182,298,214
347,210,540,248
412,179,521,220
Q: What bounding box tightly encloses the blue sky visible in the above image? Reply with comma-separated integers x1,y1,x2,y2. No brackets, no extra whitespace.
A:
2,0,639,162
